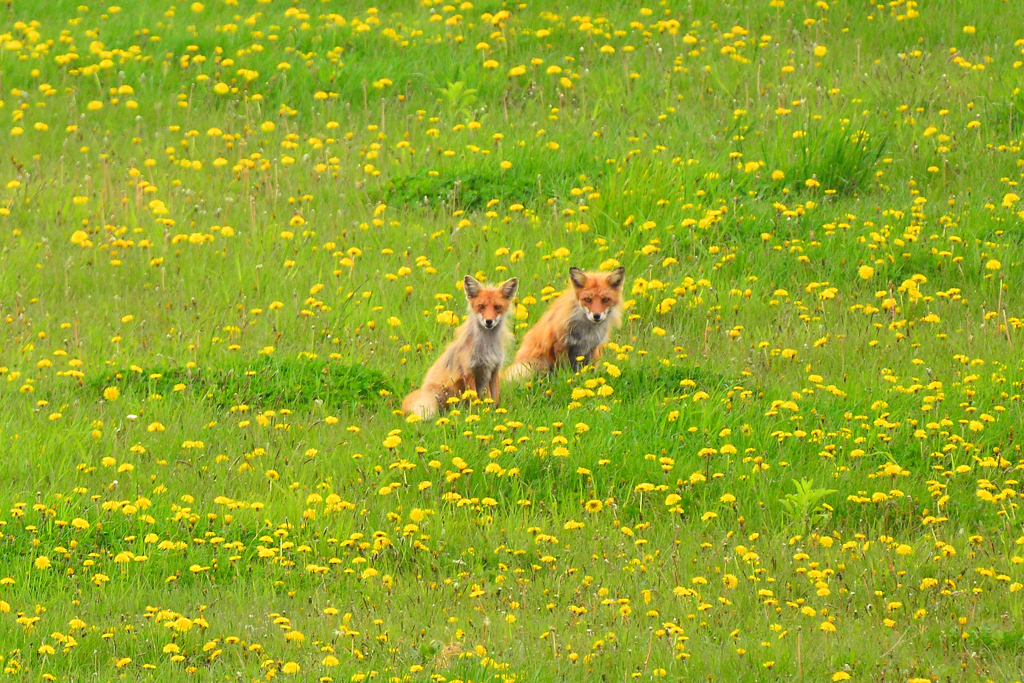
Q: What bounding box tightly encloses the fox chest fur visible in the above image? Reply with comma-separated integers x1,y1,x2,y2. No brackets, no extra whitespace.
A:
445,322,510,377
563,304,612,358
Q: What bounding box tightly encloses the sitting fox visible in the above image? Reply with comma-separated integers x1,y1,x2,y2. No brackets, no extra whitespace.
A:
402,276,518,419
505,266,625,381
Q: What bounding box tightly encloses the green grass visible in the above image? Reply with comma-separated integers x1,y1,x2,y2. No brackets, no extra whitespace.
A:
85,358,392,410
1,0,1024,681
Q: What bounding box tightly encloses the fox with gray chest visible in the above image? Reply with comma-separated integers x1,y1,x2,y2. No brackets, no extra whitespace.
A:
402,275,518,419
562,266,623,370
504,265,625,381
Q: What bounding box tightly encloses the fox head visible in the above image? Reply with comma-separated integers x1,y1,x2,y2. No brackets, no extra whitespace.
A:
464,275,518,330
569,266,625,324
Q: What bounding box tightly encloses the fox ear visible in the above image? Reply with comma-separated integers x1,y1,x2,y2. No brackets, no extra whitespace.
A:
568,267,588,289
607,266,626,289
463,276,482,299
498,277,519,300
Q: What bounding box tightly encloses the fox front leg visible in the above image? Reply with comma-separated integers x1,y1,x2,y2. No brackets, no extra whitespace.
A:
567,345,588,373
488,370,501,407
472,369,490,402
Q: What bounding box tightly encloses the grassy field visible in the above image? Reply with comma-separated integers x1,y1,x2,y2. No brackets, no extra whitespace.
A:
1,0,1024,680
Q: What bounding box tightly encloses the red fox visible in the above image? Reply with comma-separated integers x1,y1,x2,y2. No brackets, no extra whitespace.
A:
402,275,518,419
505,266,625,381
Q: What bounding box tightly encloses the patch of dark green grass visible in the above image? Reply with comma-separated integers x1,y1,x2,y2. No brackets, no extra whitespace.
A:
987,88,1024,136
969,627,1024,653
613,364,740,399
377,143,605,211
378,166,539,212
771,125,888,197
87,358,390,410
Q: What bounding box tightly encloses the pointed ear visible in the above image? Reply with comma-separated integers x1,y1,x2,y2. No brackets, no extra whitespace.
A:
568,267,588,289
498,277,518,301
607,266,626,289
463,275,482,299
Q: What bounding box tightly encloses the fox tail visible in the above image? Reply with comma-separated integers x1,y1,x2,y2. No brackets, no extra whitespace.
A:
402,388,439,420
503,361,535,383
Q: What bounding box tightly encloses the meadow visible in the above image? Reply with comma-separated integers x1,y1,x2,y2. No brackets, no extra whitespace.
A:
1,0,1024,680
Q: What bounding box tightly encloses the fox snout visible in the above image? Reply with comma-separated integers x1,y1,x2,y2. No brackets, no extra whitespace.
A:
473,308,504,329
587,311,605,323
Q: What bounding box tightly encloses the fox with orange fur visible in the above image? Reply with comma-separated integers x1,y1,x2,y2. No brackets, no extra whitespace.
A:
505,266,625,381
402,275,518,419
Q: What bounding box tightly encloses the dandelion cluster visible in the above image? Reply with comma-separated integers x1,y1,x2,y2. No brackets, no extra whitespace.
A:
1,1,1023,681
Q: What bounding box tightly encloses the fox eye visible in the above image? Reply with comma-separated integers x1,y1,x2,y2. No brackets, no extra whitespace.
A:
583,297,592,304
602,298,611,305
494,306,503,312
478,305,485,311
